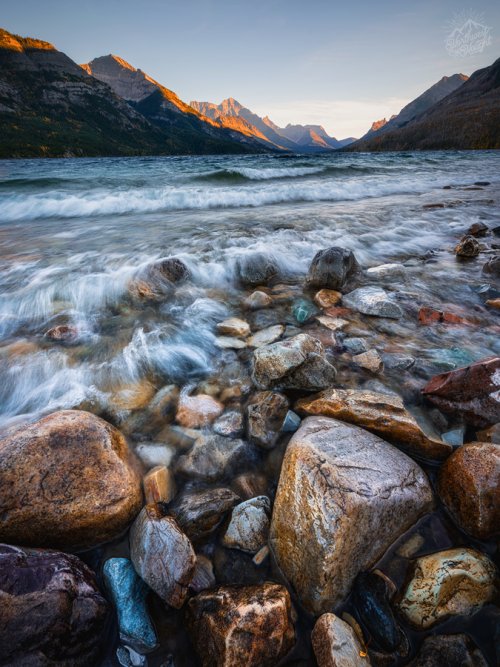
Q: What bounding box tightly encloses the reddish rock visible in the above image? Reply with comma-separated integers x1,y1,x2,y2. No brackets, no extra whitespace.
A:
418,306,470,325
45,324,78,343
422,356,500,428
176,393,224,428
0,544,108,666
438,442,500,539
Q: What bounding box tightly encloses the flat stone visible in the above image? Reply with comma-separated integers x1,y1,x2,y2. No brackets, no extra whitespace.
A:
130,504,195,609
312,613,370,667
216,317,250,338
0,410,142,551
353,349,383,372
314,289,342,308
269,417,433,614
296,388,452,461
343,286,403,319
343,337,368,355
282,410,301,432
143,465,176,504
176,393,224,428
223,496,271,554
366,263,406,281
169,488,240,542
187,583,295,667
247,391,289,449
215,336,247,350
382,353,415,371
398,547,496,629
110,380,155,412
247,324,284,348
175,433,257,482
316,315,349,331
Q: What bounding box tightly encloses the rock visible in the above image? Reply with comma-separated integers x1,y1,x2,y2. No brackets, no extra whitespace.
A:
247,391,289,449
468,222,489,237
213,410,244,437
476,422,500,443
110,380,155,412
408,634,487,667
422,356,500,428
147,384,179,422
169,488,240,542
296,388,452,461
343,286,402,319
314,289,342,308
129,258,189,300
129,504,195,609
216,317,250,338
316,315,349,331
486,298,500,309
382,353,415,371
232,472,268,500
103,557,157,653
223,496,271,553
455,235,480,257
366,263,406,281
244,290,273,310
418,306,468,325
175,433,257,482
45,324,78,344
343,337,368,354
282,410,301,432
0,410,142,551
398,547,496,629
190,555,216,593
252,333,337,391
176,392,224,428
116,645,147,667
353,349,383,372
215,336,247,350
247,324,284,348
441,427,465,447
352,572,399,652
187,583,295,667
0,544,109,666
306,247,360,290
135,442,175,469
155,257,190,283
253,545,270,566
311,613,370,667
235,253,280,286
292,298,317,324
482,255,500,276
143,465,176,504
438,442,500,539
269,417,433,613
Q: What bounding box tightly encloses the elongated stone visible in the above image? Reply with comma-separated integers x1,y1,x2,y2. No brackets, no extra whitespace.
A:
143,465,176,504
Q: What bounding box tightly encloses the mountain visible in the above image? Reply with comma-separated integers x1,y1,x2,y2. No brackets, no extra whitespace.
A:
346,64,500,151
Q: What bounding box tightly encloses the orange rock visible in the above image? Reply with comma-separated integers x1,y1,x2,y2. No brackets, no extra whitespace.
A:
418,306,469,325
143,465,176,504
486,298,500,310
313,289,342,309
176,393,224,428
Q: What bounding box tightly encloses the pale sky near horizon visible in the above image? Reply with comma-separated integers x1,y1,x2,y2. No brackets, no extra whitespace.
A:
3,0,499,137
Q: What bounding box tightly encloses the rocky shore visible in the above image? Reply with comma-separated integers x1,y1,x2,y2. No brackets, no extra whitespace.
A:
0,207,499,666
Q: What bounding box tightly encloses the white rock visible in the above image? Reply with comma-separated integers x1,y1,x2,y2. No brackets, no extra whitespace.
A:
247,324,285,348
343,287,403,319
223,496,271,554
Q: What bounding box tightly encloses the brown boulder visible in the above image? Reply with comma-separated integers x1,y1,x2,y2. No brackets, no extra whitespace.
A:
438,442,500,539
422,356,500,428
0,544,108,666
455,235,480,257
296,388,452,461
187,583,295,667
0,410,142,551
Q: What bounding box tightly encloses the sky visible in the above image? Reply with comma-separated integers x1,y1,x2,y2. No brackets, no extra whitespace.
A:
2,0,499,137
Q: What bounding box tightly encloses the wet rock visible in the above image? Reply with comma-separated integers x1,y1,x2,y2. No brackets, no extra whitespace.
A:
235,253,281,286
253,545,270,566
213,409,244,437
148,384,179,422
111,380,156,412
190,554,216,593
155,257,190,283
103,557,157,653
215,336,247,350
130,504,195,609
247,324,284,348
343,287,403,319
476,422,500,443
129,258,189,300
187,583,295,667
175,433,258,482
382,353,415,371
438,442,500,539
135,442,175,468
482,255,500,276
216,317,250,338
116,645,147,667
353,349,383,372
282,410,301,432
244,290,273,310
143,465,176,504
232,472,268,500
176,392,224,428
316,315,349,331
418,306,469,325
223,496,271,553
169,488,240,542
344,337,368,354
0,410,142,551
468,222,489,237
352,572,399,652
292,298,317,324
455,235,480,257
0,544,109,666
409,634,487,667
398,547,496,629
422,356,500,428
270,417,433,613
247,391,289,448
296,388,452,461
45,324,79,344
314,288,342,308
486,297,500,309
306,246,360,290
311,613,370,667
366,262,406,281
441,426,465,447
252,333,337,391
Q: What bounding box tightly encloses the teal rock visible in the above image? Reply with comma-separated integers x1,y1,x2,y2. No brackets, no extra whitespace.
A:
441,427,465,447
426,347,478,372
282,410,301,433
103,558,158,653
292,299,317,324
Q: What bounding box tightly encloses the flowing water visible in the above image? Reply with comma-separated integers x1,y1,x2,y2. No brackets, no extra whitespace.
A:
0,151,499,665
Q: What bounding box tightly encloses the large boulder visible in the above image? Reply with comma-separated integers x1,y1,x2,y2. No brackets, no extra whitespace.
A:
235,253,281,286
306,247,360,291
0,410,142,551
311,613,370,667
296,388,452,461
0,544,108,666
269,417,433,614
422,356,500,428
252,333,337,391
343,286,403,319
187,583,295,667
438,442,500,539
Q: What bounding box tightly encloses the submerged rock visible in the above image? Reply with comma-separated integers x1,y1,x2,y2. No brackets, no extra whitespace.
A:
0,544,109,666
483,255,500,276
343,286,403,319
398,547,497,629
247,324,284,348
366,263,406,281
352,349,383,372
175,433,257,482
103,557,157,653
306,246,360,291
187,583,295,667
422,356,500,428
311,613,370,667
247,391,289,448
352,572,399,652
0,410,142,551
235,253,281,286
343,337,368,354
169,487,240,542
252,333,336,391
143,465,176,504
468,222,489,237
45,324,79,344
176,392,224,428
130,504,196,609
314,288,342,308
129,257,189,300
292,298,317,323
244,290,273,310
213,409,244,437
223,496,271,553
270,417,433,614
438,442,500,539
408,633,488,667
216,317,250,338
296,388,452,461
455,235,480,258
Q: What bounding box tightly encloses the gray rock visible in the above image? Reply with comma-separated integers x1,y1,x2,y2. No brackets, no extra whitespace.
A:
169,487,240,542
269,416,434,614
382,353,415,371
343,286,403,319
366,263,406,281
248,324,284,348
247,391,289,448
343,337,368,354
213,410,244,437
190,555,216,593
282,410,301,433
482,255,500,276
223,496,271,553
307,247,360,290
312,613,370,667
235,253,281,286
175,433,258,482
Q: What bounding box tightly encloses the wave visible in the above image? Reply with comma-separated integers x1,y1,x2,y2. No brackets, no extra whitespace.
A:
192,165,326,183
